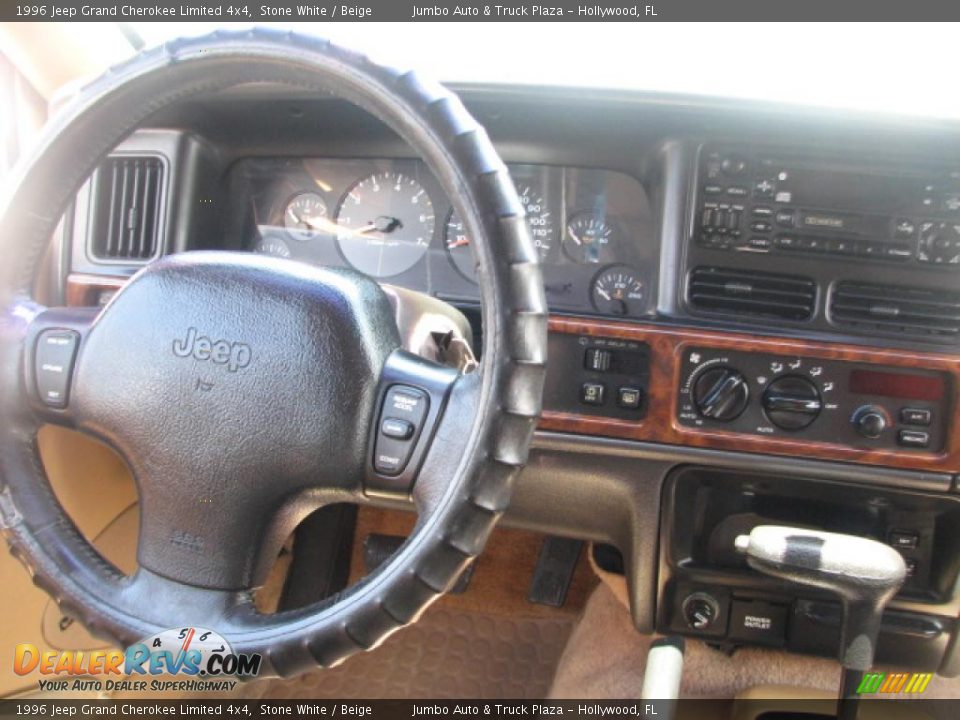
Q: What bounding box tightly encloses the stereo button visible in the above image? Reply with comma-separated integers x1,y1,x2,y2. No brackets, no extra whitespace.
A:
894,219,917,239
775,210,795,228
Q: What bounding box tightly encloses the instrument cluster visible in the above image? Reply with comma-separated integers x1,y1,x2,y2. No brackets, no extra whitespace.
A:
230,158,657,318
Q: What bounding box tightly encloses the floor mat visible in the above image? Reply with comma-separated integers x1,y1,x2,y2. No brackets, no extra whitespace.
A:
251,604,575,699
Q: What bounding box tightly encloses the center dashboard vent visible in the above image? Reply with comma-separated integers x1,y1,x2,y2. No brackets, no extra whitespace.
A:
688,266,817,322
830,282,960,340
89,156,164,262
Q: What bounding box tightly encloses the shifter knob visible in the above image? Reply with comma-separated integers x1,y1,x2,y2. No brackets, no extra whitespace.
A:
735,525,906,672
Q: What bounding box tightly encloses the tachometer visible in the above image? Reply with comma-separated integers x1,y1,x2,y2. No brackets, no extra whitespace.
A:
564,211,614,264
335,172,435,277
591,265,646,316
283,192,329,240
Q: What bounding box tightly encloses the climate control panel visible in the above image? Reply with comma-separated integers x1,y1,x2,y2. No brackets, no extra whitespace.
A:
677,348,950,453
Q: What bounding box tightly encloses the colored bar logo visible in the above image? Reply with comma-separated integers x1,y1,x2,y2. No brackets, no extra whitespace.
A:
856,672,933,695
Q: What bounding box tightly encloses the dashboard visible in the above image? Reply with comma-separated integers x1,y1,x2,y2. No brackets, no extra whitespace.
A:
58,86,960,675
229,158,657,318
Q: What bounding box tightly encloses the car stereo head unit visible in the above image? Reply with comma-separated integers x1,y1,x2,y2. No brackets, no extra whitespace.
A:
694,145,960,268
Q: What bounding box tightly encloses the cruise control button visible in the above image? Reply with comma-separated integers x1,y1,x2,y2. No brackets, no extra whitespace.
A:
374,386,430,476
384,385,429,423
35,329,79,408
381,418,414,440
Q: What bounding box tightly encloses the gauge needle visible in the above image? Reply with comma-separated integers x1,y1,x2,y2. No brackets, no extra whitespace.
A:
568,229,583,246
596,287,611,301
447,239,470,248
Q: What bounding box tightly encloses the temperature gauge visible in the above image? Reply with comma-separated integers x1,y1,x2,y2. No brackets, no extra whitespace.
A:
590,265,646,316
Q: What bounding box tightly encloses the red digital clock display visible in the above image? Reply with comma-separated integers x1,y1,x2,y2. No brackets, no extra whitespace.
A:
848,369,946,401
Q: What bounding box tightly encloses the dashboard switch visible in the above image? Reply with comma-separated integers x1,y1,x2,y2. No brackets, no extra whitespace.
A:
898,430,930,449
617,387,643,410
581,382,605,406
584,348,612,372
889,530,919,551
900,408,932,426
35,329,79,408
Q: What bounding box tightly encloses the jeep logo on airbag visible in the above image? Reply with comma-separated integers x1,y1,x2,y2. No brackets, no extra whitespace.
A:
172,327,251,372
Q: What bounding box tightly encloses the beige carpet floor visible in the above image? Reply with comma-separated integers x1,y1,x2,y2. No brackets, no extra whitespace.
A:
247,604,575,699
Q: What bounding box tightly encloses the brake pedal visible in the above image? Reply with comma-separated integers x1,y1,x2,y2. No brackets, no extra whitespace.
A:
528,536,583,607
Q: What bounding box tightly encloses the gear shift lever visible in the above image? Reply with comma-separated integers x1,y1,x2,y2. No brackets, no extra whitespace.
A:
735,526,907,720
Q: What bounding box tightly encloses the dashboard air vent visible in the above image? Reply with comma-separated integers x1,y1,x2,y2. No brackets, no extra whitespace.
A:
688,266,817,322
90,156,164,261
830,282,960,339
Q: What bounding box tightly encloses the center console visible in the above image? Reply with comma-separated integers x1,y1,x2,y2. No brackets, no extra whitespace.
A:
658,467,960,671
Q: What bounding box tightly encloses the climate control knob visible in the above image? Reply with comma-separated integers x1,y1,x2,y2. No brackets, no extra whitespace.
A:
762,375,822,430
694,366,750,422
852,406,888,439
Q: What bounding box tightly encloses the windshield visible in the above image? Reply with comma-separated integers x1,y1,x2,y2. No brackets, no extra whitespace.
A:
125,21,960,121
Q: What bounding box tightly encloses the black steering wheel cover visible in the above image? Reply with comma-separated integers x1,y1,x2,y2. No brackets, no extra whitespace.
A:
0,29,547,677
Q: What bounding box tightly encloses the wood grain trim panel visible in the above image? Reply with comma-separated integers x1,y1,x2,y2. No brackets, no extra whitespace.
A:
542,316,960,473
64,273,959,473
65,273,126,308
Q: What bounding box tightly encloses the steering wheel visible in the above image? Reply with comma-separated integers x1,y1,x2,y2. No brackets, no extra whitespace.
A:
0,30,546,677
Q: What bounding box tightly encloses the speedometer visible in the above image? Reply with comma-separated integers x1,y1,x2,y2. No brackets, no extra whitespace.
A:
335,172,435,277
516,184,555,261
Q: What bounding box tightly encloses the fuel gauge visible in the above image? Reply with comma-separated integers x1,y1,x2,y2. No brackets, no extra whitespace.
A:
590,265,646,316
